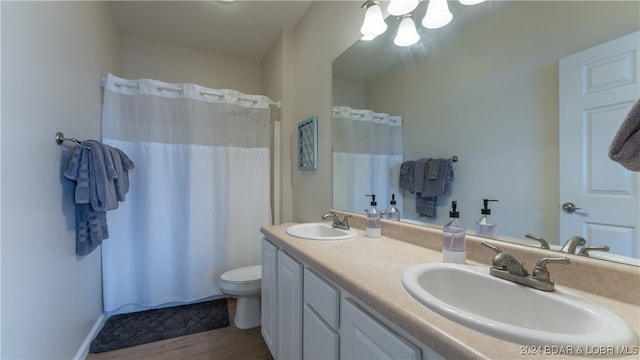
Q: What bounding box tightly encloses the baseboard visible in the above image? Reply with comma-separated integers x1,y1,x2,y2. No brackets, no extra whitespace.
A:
73,313,106,360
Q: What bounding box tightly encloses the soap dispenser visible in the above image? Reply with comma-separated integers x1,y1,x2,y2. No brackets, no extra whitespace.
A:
386,194,400,221
475,199,498,239
365,194,382,238
443,201,466,264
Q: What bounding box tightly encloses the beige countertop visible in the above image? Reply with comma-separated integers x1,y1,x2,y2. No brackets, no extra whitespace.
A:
261,222,640,360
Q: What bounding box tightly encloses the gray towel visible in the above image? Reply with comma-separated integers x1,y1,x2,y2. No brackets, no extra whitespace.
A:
609,97,640,171
427,159,440,180
421,159,454,197
416,194,437,218
85,140,119,211
107,146,135,201
413,158,431,193
63,141,135,257
76,203,108,257
399,160,415,192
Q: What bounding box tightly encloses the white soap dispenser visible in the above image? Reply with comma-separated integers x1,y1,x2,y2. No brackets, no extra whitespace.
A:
475,199,498,239
365,194,382,238
386,194,400,221
443,201,466,264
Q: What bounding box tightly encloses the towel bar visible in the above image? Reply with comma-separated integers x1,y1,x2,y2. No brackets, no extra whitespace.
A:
55,132,90,150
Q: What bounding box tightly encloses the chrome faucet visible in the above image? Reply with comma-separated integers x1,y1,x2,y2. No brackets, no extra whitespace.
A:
525,233,550,249
560,236,586,254
482,242,569,291
578,245,610,257
322,211,351,230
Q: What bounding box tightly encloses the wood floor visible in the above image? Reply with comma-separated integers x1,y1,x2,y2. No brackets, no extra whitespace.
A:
86,298,273,360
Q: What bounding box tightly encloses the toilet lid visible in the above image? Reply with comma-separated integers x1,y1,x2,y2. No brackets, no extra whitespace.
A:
221,265,262,283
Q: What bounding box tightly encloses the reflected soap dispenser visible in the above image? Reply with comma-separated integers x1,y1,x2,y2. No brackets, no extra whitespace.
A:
443,201,466,264
386,194,400,221
475,199,498,239
365,194,382,238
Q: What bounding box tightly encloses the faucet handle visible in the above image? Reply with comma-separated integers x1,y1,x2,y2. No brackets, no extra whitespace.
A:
533,257,570,284
481,241,502,254
525,233,551,249
578,245,610,257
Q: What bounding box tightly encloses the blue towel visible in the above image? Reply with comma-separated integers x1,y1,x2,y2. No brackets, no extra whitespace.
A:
399,160,415,192
421,159,454,197
609,97,640,171
416,195,437,218
413,158,431,193
64,141,134,257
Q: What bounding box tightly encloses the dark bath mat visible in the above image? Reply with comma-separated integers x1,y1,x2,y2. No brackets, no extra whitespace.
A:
89,298,230,353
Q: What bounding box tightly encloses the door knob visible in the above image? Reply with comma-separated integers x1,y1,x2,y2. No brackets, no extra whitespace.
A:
561,202,582,213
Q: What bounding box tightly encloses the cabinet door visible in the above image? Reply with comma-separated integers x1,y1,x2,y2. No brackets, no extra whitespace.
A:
341,298,421,360
303,305,339,360
261,238,278,357
277,250,303,360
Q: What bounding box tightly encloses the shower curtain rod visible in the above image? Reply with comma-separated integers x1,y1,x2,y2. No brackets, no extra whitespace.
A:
100,77,281,108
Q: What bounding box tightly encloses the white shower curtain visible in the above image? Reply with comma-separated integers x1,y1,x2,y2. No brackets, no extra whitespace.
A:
332,106,403,216
101,74,272,313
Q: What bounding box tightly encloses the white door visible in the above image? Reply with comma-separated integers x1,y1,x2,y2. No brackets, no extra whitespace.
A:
559,31,640,258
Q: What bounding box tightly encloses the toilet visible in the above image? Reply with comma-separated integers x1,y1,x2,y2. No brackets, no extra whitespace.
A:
218,265,262,329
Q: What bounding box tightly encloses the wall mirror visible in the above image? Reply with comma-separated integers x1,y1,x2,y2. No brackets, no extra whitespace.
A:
332,0,640,266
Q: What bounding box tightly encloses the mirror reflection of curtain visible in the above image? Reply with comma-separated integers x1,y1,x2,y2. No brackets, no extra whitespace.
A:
332,106,403,215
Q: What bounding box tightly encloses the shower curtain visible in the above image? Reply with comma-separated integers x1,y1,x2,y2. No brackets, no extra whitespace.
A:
332,106,403,216
101,74,272,313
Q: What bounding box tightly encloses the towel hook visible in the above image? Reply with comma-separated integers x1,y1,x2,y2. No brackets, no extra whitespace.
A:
55,132,90,150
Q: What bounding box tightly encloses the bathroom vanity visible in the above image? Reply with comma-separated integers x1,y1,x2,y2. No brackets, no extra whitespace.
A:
260,214,640,359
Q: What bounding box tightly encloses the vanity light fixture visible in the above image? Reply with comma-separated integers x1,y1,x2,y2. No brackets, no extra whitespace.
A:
394,15,420,47
360,0,485,46
388,0,420,16
360,1,388,39
422,0,453,29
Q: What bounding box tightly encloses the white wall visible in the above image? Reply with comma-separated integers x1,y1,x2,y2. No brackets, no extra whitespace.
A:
0,2,121,358
288,1,364,222
364,1,639,241
122,36,262,94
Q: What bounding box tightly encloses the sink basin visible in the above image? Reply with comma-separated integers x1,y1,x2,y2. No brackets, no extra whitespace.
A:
402,263,637,347
286,222,358,241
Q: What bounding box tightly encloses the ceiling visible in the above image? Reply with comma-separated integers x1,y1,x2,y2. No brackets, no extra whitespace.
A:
107,0,313,61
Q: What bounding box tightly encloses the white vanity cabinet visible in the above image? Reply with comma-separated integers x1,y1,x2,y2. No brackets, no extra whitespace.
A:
262,236,439,360
261,238,303,360
260,238,278,356
303,269,340,359
341,298,421,359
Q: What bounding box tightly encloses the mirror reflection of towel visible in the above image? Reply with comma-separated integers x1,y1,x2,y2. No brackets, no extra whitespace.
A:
399,160,415,192
609,97,640,171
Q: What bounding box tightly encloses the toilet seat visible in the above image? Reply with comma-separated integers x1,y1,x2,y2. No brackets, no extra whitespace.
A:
220,265,261,284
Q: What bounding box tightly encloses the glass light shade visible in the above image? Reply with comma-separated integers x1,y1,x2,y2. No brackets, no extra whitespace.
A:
388,0,419,16
361,33,378,41
459,0,485,5
394,16,420,47
361,2,388,37
422,0,453,29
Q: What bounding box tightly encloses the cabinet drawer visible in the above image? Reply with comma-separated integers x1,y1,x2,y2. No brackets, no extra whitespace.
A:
303,305,339,360
304,268,339,329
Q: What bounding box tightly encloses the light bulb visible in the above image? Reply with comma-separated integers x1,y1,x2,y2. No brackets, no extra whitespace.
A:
459,0,485,5
360,1,388,38
394,15,420,47
388,0,419,16
422,0,453,29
